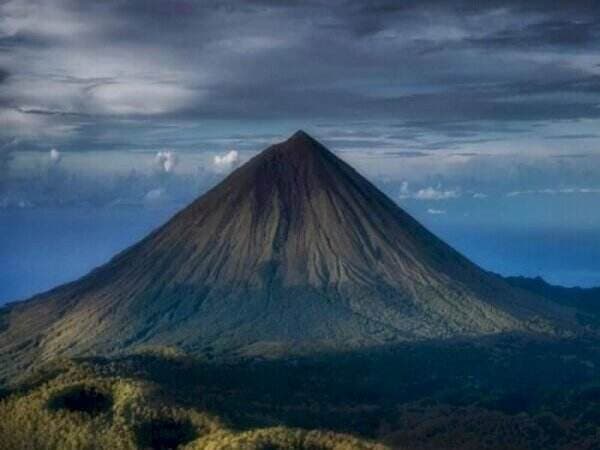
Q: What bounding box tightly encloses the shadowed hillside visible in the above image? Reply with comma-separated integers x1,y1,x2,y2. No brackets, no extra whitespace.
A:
505,276,600,324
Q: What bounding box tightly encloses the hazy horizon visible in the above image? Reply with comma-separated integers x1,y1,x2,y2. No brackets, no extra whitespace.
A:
2,175,599,305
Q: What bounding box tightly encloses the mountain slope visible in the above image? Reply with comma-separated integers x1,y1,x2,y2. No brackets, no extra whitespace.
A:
0,131,573,381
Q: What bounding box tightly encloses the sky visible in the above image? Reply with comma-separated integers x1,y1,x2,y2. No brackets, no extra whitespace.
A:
2,0,600,303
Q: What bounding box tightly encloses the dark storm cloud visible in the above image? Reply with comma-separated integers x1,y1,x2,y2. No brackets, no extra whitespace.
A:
0,68,9,84
1,0,600,149
356,0,600,15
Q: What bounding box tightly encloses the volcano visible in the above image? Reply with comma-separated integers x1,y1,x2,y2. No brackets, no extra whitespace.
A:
0,131,570,380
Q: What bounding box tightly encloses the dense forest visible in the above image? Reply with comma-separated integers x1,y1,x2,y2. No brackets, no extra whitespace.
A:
1,335,599,450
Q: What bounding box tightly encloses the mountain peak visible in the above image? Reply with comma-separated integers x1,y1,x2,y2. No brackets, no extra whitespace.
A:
242,130,334,179
288,129,314,143
268,130,327,158
0,131,570,379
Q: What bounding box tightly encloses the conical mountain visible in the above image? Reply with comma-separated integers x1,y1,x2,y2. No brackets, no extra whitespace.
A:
0,131,571,380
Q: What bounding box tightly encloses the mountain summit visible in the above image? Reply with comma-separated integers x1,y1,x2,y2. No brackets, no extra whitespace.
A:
0,131,570,379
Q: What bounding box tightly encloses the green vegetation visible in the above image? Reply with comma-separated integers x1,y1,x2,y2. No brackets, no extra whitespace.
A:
0,356,387,450
1,336,600,449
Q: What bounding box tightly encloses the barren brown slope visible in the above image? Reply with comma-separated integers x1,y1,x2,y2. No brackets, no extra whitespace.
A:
0,131,572,381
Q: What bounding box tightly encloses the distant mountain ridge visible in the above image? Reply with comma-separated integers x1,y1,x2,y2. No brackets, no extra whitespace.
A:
0,131,576,382
505,276,600,324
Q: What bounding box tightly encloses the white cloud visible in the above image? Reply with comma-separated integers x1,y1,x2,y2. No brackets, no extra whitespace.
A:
0,107,79,141
427,208,446,215
0,108,45,137
507,187,600,197
143,188,170,207
397,182,461,201
473,192,488,199
89,82,194,116
0,196,33,209
398,181,411,199
213,150,239,172
414,186,460,200
0,0,89,39
144,188,165,201
49,148,61,164
155,151,177,173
